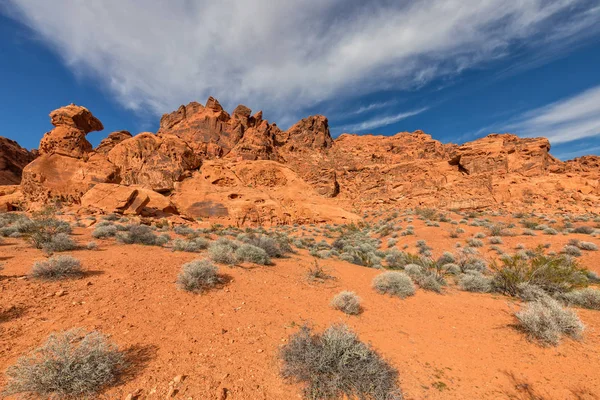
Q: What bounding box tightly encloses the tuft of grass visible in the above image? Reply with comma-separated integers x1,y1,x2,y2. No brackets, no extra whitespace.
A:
176,259,224,293
280,324,402,400
3,329,126,398
331,291,362,315
515,298,584,346
372,271,415,298
307,260,335,282
31,255,82,280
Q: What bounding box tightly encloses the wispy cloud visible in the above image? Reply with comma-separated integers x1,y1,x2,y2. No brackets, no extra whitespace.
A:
3,0,599,123
506,85,600,144
339,108,429,133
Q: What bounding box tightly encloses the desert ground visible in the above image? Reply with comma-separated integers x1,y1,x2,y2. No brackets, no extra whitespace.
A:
1,209,599,400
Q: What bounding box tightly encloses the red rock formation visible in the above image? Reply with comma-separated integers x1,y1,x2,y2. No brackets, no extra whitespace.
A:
0,137,37,185
95,130,133,154
106,132,201,192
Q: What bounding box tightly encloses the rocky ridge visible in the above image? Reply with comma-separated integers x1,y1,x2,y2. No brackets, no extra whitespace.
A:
1,98,598,222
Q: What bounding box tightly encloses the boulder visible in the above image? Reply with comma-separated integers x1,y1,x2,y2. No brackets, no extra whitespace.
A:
81,183,146,214
95,130,133,154
49,104,104,133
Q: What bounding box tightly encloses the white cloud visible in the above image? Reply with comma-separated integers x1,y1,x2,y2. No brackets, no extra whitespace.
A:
507,85,600,144
338,108,429,133
3,0,599,125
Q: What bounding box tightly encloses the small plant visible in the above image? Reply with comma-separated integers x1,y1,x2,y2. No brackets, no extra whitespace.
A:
279,324,402,400
92,225,117,239
307,260,335,282
458,272,492,293
3,329,126,397
372,271,415,298
467,238,484,248
560,288,600,310
171,237,209,253
578,241,598,251
515,298,584,346
42,233,77,254
573,226,594,234
176,259,224,293
331,291,362,315
116,225,160,246
488,236,503,245
562,245,582,257
491,253,588,296
235,243,271,265
31,255,82,280
209,238,239,265
86,241,98,250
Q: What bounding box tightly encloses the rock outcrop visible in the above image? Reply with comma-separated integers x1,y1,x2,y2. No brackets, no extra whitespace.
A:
2,98,599,220
0,137,37,185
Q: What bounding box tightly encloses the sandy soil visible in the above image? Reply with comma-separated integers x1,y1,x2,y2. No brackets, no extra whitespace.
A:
1,219,600,400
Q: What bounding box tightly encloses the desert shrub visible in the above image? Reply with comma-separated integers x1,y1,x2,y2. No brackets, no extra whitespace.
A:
102,213,120,221
384,250,421,269
516,283,551,302
32,255,82,280
578,241,598,251
562,245,582,257
42,233,77,254
491,253,588,296
467,238,484,248
172,237,209,253
331,291,362,315
86,241,98,251
235,243,271,265
307,261,335,282
442,263,461,275
573,226,594,234
560,288,600,310
18,218,72,249
173,224,197,237
543,228,558,235
522,229,536,236
515,298,584,346
474,232,486,239
176,259,224,293
279,324,402,400
116,225,159,246
487,223,512,237
238,233,290,258
488,236,503,245
416,274,443,293
458,272,492,293
3,329,126,398
372,271,415,298
208,238,239,265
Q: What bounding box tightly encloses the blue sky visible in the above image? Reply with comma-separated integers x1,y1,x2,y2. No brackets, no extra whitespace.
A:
1,1,600,160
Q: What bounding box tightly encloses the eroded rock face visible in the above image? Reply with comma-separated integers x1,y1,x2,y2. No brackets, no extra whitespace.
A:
21,153,118,204
0,137,37,185
107,133,201,192
39,104,104,158
277,115,332,151
449,134,555,176
95,131,133,154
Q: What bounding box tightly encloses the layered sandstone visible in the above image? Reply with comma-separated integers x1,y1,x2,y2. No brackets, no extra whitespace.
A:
0,137,37,185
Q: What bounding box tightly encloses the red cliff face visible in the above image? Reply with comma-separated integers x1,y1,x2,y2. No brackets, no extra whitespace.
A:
3,98,599,219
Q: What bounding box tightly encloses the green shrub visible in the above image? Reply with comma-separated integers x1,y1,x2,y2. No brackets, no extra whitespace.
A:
176,259,224,293
491,253,588,296
331,291,362,315
372,272,415,298
515,298,584,346
3,329,125,398
18,218,72,249
279,324,402,400
32,255,82,280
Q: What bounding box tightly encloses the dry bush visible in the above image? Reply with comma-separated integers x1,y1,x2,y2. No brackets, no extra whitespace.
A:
515,298,584,346
208,238,239,265
176,259,224,293
372,272,415,298
307,260,335,282
331,291,362,315
560,288,600,310
280,324,402,400
32,255,82,280
235,243,271,265
42,233,77,254
3,329,126,398
458,272,492,293
171,237,209,253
